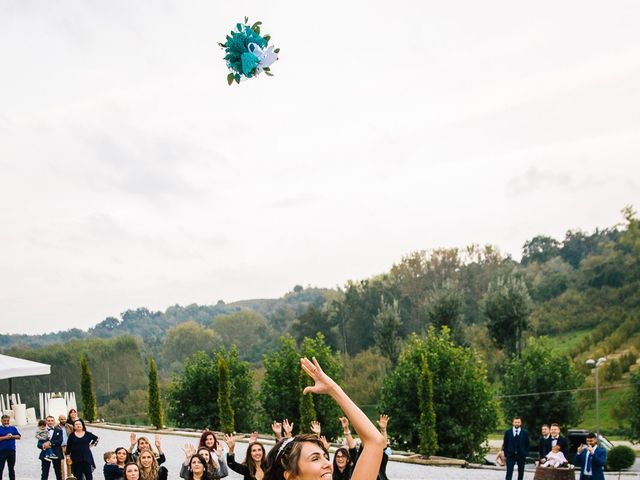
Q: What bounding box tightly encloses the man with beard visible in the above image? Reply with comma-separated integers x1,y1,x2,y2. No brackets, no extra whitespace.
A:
57,415,69,479
501,416,529,480
574,432,606,480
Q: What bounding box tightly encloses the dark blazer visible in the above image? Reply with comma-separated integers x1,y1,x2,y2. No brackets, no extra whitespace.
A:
574,446,606,480
38,426,64,460
538,435,552,459
550,435,569,454
502,428,529,458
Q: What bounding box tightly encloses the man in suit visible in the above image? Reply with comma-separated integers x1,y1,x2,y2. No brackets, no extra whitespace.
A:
38,416,63,480
501,416,529,480
574,432,606,480
549,423,569,454
538,424,551,462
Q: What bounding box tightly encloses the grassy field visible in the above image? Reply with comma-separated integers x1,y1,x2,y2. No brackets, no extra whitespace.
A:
576,384,630,433
549,329,592,355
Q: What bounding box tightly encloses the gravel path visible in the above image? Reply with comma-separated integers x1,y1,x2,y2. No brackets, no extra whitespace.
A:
9,424,628,479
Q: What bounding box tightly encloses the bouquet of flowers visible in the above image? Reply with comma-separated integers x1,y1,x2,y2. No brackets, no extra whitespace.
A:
219,17,279,85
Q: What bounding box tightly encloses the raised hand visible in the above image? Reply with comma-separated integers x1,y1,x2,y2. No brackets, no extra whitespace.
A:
223,434,235,453
182,443,195,462
215,442,224,458
155,434,162,449
339,417,350,431
271,421,282,436
377,414,389,430
301,357,337,395
310,421,321,436
320,435,330,451
283,418,294,438
129,432,137,448
249,431,259,444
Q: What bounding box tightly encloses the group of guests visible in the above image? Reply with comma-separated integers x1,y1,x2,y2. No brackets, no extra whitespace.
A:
499,416,607,480
103,414,390,480
34,408,99,480
7,357,389,480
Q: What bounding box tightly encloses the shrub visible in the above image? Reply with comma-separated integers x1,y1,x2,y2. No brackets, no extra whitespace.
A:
606,445,635,471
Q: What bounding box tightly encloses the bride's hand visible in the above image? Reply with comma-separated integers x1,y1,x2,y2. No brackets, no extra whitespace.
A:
301,357,337,395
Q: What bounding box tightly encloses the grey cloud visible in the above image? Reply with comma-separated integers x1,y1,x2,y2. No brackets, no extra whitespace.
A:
75,123,217,203
507,167,572,197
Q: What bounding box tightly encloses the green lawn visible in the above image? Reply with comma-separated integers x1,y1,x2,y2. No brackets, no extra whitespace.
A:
549,329,592,355
576,385,629,433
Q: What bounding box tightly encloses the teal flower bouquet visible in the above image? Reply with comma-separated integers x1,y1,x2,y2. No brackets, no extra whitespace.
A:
219,17,279,85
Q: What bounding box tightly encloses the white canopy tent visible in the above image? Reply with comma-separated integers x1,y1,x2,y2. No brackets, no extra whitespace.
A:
0,353,51,395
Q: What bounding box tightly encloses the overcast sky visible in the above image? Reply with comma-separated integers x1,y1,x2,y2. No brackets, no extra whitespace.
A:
1,1,638,335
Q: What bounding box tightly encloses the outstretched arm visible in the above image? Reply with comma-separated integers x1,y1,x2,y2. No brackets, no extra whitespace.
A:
301,357,385,480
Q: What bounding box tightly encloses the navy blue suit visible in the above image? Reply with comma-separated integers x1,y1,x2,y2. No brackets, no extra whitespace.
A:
38,426,63,480
574,445,606,480
502,427,529,480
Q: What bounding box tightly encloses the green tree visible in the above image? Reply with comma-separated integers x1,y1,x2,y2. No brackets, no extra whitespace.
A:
260,333,343,440
147,356,163,429
166,352,218,428
217,355,235,433
298,369,316,434
373,298,403,367
604,359,622,382
301,334,344,441
260,335,301,430
211,311,272,361
80,354,97,422
483,274,532,357
628,370,640,442
379,329,497,460
501,339,583,436
424,283,464,341
289,304,338,350
521,235,560,265
418,354,437,457
341,349,389,405
161,321,222,369
225,345,255,432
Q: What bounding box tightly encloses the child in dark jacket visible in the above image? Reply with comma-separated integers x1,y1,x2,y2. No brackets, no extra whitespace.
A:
103,451,124,480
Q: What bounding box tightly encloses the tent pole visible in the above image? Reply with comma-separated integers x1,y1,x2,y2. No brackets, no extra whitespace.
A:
8,378,12,401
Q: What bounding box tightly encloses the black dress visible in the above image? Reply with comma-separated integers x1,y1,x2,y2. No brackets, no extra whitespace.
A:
66,431,99,480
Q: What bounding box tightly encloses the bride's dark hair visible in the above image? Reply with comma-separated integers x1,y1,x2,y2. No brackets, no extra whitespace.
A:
264,435,329,480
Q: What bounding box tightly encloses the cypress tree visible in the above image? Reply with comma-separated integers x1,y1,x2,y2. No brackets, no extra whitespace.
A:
217,355,235,433
147,356,163,429
418,353,438,457
299,368,316,433
79,354,97,422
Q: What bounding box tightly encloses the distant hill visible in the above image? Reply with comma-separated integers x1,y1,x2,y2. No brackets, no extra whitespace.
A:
0,286,333,350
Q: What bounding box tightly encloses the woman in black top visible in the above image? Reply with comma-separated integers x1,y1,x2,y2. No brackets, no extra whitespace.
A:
332,448,354,480
65,419,99,480
224,434,266,480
